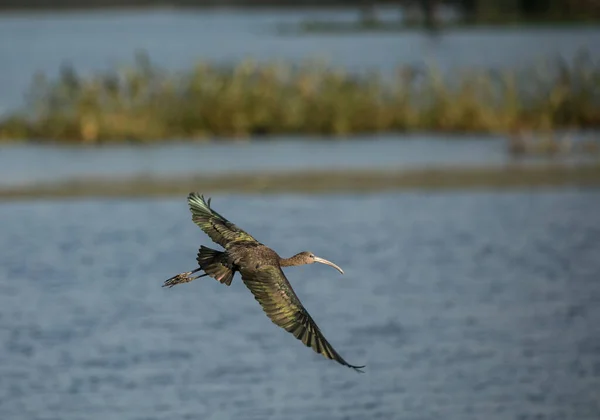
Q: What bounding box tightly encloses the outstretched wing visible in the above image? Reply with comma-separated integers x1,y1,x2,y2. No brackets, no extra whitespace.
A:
240,265,364,372
187,193,260,249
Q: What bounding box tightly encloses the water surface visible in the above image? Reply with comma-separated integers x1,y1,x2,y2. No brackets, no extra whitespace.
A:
0,135,511,187
1,191,599,419
3,133,600,188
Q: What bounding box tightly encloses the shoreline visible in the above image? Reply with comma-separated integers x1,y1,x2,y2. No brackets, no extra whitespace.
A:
2,164,599,201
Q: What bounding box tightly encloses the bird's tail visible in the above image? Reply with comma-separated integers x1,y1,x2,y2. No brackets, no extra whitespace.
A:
197,245,235,286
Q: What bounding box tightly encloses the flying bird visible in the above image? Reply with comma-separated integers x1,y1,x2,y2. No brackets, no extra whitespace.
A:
163,193,364,372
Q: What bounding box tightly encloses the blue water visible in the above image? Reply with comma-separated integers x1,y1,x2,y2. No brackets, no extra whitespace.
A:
0,135,511,187
2,133,599,188
1,191,599,419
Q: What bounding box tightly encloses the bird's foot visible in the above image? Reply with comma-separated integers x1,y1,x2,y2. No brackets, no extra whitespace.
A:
162,270,204,288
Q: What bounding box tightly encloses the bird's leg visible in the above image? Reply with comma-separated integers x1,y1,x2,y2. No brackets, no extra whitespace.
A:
162,267,207,288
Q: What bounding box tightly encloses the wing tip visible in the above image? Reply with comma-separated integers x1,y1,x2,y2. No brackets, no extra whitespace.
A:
319,339,366,373
335,354,365,372
187,192,212,213
188,192,206,203
347,363,366,373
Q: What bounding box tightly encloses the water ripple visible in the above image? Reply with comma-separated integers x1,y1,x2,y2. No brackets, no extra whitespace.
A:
0,191,599,419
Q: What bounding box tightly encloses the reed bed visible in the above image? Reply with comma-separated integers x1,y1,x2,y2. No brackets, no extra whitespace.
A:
1,51,598,143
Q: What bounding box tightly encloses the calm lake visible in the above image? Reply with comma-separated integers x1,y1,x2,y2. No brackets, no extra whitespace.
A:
1,191,599,419
2,133,599,189
0,135,515,187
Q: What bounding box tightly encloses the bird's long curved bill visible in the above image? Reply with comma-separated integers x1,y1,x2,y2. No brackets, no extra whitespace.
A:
314,257,344,274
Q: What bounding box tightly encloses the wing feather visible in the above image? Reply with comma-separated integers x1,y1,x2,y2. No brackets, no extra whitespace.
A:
240,265,364,372
187,193,259,249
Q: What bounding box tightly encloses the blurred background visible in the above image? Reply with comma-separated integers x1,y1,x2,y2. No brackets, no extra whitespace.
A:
1,1,600,419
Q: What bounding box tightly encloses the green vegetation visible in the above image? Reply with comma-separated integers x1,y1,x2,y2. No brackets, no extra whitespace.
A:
0,51,599,143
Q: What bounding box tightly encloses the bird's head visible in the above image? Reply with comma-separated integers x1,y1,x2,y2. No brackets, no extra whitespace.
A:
297,251,344,275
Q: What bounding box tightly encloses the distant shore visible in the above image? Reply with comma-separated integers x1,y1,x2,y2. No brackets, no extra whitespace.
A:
2,164,599,201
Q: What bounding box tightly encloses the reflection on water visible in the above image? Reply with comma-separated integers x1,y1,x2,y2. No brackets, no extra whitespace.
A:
1,191,599,419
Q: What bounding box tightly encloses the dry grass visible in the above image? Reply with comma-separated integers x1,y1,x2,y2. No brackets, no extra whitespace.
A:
0,50,598,143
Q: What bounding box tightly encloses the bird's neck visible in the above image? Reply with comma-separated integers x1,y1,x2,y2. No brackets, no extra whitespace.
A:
280,254,305,267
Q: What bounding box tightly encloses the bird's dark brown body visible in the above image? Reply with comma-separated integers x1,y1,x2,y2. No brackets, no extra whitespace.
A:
163,193,364,372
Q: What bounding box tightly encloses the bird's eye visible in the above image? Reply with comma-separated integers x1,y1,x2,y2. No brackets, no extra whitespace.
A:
309,254,315,258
